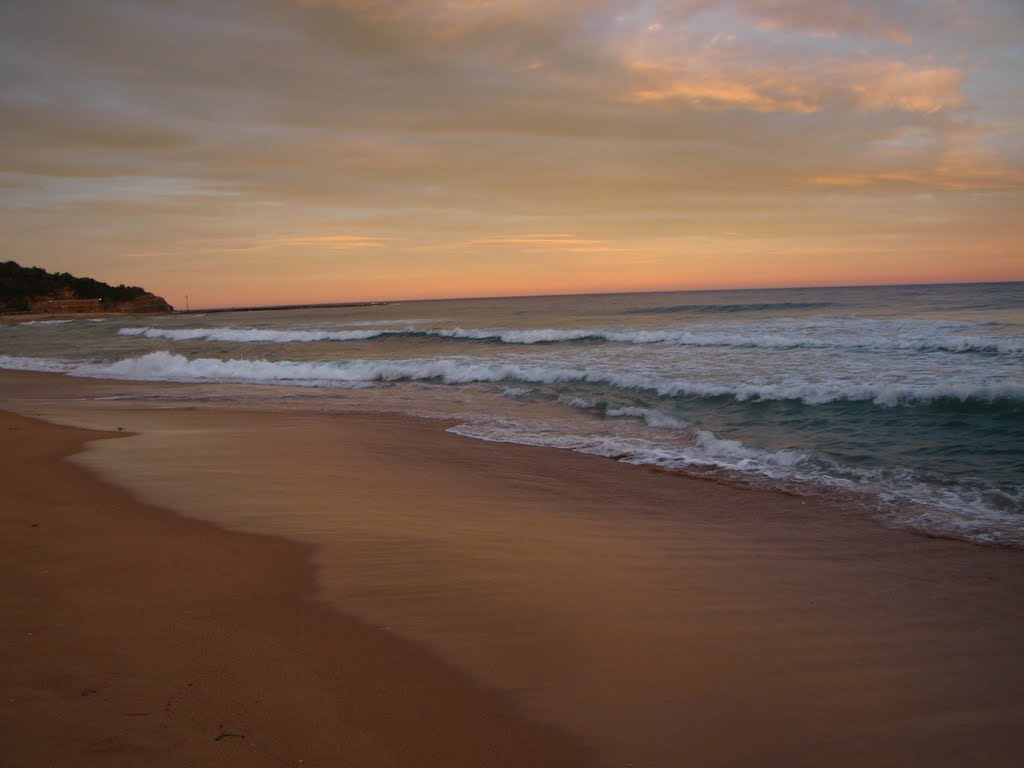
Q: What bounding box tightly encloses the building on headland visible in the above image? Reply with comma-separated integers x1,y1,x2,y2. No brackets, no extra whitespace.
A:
24,295,172,314
43,298,105,313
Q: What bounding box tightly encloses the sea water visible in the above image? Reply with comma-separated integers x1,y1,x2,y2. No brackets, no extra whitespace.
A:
2,282,1021,545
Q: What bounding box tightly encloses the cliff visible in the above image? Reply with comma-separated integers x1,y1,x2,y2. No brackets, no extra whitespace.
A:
0,261,173,314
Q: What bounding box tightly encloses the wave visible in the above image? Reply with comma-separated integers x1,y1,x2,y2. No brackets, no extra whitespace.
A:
120,326,389,343
625,301,837,315
59,351,1024,409
555,395,690,430
4,351,1019,410
119,325,1024,355
0,354,77,372
2,349,1018,544
333,318,449,327
449,421,809,474
448,419,1022,545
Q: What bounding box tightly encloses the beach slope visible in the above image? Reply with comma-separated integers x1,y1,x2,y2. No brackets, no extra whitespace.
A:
0,409,586,767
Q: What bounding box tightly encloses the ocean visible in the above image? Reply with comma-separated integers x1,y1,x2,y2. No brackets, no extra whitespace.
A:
3,282,1022,545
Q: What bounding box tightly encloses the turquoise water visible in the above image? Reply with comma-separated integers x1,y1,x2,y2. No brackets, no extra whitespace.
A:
3,282,1022,544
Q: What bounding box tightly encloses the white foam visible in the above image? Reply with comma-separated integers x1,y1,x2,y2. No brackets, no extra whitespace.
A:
602,406,689,430
62,351,1024,407
334,318,448,327
1,344,1018,545
117,323,1024,355
447,420,807,475
500,386,533,398
557,395,599,409
0,354,77,373
119,326,389,342
447,418,1022,544
693,429,806,467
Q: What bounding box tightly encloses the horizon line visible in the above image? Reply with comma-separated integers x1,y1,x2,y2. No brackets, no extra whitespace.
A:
185,278,1023,311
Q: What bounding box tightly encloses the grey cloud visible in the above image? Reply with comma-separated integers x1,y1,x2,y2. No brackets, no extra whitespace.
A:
736,0,1022,45
736,0,924,42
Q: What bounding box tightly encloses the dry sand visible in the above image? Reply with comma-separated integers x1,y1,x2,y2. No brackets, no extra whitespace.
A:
2,368,1024,767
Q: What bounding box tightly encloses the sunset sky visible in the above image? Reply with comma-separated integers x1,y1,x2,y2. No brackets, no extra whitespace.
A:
1,0,1022,307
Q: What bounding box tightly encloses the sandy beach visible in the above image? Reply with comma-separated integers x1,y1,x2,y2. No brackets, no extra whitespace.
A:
4,0,1021,760
0,404,586,767
3,368,1024,767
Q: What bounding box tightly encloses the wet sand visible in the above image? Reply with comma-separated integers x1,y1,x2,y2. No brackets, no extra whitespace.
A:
2,368,1024,766
0,408,586,767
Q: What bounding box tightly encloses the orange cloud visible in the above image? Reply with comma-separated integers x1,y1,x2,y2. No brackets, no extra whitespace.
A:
272,235,387,247
182,234,388,255
626,63,819,112
850,61,962,113
808,165,1024,191
467,234,629,253
470,233,601,245
624,55,962,114
738,0,913,43
807,122,1023,191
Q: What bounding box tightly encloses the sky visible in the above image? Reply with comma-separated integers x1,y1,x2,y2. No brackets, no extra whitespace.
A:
1,0,1022,308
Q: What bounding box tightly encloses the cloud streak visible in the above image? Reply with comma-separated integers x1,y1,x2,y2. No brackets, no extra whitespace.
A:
624,55,962,114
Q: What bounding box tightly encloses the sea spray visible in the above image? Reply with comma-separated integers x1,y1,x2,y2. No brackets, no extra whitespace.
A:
67,350,1024,408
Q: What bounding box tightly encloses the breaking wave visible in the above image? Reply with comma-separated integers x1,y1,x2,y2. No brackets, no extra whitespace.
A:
119,325,1024,356
447,418,1022,545
2,347,1019,545
120,326,389,343
449,420,808,475
555,395,690,430
0,354,77,372
62,351,1024,409
14,319,74,326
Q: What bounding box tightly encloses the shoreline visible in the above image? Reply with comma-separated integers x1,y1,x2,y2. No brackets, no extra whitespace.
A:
0,408,588,767
3,369,1024,766
0,300,391,325
0,312,174,325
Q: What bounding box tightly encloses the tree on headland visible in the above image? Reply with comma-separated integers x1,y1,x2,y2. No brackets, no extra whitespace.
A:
0,261,173,313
